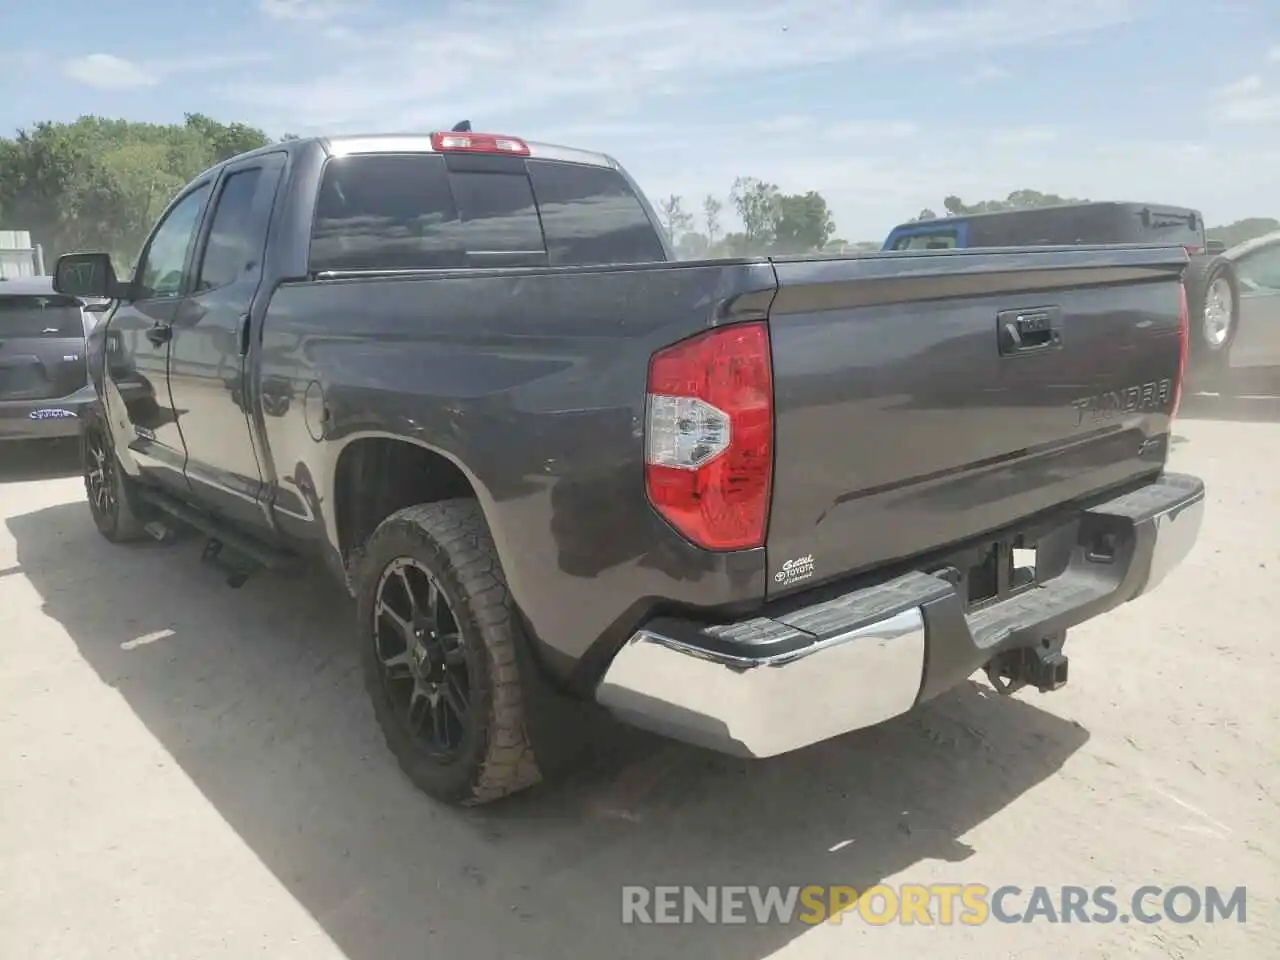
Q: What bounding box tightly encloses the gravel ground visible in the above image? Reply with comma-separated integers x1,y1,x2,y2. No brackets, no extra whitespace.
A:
1,402,1277,959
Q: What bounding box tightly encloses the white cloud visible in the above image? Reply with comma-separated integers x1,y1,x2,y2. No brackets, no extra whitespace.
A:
259,0,347,21
1218,74,1263,96
747,116,917,139
967,63,1011,82
1269,43,1280,61
63,50,268,91
228,0,1147,131
826,119,920,140
987,126,1059,146
190,0,1276,239
63,54,156,90
1211,69,1279,125
1217,95,1280,123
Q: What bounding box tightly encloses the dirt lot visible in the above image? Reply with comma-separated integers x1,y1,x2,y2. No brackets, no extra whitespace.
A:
1,402,1277,960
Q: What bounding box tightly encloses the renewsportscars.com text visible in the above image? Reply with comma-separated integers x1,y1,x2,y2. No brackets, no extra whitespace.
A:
620,884,1247,926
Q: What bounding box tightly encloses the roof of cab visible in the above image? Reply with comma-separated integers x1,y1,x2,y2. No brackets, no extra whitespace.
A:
891,200,1202,233
319,133,616,168
191,131,619,185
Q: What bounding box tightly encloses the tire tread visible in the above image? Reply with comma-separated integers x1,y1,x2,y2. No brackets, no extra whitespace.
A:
356,499,543,805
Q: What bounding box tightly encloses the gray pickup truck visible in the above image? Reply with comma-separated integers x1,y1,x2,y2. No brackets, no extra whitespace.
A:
54,130,1205,806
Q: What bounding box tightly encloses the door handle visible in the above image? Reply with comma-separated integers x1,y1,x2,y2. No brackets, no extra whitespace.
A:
997,307,1062,357
145,324,173,347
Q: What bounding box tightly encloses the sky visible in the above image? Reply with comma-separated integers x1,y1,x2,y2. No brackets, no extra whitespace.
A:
2,0,1279,241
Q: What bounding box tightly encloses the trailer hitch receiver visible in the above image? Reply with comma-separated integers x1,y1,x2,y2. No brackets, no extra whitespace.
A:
986,637,1069,695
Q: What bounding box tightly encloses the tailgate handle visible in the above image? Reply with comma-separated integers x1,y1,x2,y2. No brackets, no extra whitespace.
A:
997,307,1062,357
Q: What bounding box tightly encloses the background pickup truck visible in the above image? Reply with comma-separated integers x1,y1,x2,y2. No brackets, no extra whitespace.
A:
54,130,1206,806
881,201,1240,391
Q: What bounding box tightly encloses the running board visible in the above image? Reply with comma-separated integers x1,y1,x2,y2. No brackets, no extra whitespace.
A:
134,487,301,572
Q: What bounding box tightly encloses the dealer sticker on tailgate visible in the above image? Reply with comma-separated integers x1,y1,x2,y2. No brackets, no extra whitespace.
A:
774,554,816,586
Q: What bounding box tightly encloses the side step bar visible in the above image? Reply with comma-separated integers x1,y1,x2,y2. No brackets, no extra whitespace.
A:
135,486,301,572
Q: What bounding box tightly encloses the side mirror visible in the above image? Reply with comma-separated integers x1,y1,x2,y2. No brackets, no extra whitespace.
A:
53,252,128,300
1205,239,1227,255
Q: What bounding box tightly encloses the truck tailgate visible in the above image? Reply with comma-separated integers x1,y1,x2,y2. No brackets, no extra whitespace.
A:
764,245,1188,596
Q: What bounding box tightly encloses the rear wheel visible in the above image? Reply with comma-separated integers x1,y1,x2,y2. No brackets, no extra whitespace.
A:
354,500,543,805
1183,255,1239,390
82,415,146,543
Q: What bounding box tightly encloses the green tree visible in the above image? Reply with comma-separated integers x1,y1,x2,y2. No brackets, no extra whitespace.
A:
0,114,273,266
1206,217,1280,249
730,176,781,248
655,194,693,243
771,191,835,253
702,194,722,247
942,189,1087,216
181,112,271,163
675,231,710,259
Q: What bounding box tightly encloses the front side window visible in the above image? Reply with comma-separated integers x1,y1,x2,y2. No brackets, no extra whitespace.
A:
1235,245,1280,292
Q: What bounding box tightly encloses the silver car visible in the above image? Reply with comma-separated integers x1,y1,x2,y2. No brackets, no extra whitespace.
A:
1220,230,1280,377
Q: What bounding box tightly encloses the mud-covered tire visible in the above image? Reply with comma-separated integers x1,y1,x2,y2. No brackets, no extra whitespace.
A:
81,413,147,543
1183,254,1239,389
354,499,544,805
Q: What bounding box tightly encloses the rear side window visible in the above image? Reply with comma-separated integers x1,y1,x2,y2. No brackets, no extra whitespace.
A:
527,160,666,266
310,154,465,271
0,295,84,338
196,168,263,291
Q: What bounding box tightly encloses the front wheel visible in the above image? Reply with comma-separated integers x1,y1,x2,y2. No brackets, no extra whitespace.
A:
82,415,147,543
354,500,543,805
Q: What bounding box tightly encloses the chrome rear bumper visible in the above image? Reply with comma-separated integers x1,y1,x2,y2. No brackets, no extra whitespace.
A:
596,472,1205,758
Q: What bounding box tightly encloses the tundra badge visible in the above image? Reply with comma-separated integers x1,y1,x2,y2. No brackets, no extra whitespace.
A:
1072,378,1173,426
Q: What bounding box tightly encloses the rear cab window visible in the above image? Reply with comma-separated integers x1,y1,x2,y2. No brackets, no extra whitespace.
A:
0,294,85,338
308,151,666,273
891,231,959,251
1136,207,1204,248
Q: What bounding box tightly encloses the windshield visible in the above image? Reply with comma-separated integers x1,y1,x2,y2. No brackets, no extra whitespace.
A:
0,294,83,338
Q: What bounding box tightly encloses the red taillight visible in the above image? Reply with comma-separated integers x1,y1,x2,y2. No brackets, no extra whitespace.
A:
429,131,530,155
644,322,774,551
1172,282,1189,419
1182,244,1202,256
